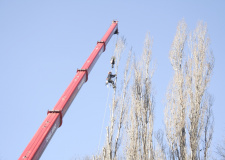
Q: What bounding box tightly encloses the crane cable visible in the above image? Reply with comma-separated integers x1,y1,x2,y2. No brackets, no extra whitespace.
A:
98,34,118,154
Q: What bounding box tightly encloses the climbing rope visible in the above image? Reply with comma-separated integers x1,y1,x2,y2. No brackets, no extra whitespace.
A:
98,80,111,153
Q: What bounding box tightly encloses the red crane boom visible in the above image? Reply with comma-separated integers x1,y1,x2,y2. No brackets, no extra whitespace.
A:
19,21,118,160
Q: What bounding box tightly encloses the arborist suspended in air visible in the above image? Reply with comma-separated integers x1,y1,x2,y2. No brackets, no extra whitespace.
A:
106,72,116,88
106,56,116,88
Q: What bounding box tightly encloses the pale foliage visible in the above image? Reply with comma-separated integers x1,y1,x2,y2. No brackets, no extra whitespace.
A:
104,37,128,160
165,20,214,160
186,22,214,160
165,20,188,160
125,33,155,160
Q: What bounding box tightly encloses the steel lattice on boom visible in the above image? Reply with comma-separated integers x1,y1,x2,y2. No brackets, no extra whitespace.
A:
19,21,118,160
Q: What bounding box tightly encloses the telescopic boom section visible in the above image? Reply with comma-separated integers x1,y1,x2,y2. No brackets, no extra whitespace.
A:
19,21,118,160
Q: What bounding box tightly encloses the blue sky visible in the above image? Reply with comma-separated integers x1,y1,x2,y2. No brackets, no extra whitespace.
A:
0,1,225,159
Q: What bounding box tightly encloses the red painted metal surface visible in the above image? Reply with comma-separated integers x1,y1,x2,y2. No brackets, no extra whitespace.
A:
19,21,118,160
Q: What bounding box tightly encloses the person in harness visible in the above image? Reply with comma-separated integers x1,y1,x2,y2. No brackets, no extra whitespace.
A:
106,71,116,88
110,56,115,68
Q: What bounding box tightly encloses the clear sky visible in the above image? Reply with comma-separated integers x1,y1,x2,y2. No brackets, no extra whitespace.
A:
0,1,225,159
